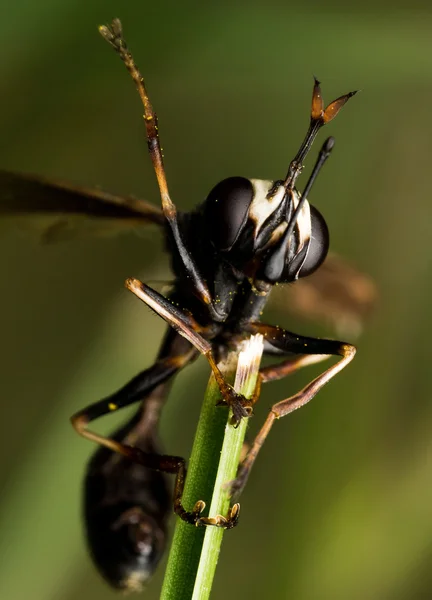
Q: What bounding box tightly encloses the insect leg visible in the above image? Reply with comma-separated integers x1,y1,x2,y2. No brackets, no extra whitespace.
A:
72,332,202,523
229,323,356,497
260,353,331,382
71,338,196,440
72,330,239,529
126,277,254,424
99,19,217,315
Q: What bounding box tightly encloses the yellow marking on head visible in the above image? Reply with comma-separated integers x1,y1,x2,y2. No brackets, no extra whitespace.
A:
108,402,118,411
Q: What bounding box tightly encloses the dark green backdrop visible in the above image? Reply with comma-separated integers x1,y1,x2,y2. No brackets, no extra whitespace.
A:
0,2,431,599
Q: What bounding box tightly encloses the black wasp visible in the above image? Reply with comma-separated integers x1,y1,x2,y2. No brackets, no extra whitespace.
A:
0,18,376,593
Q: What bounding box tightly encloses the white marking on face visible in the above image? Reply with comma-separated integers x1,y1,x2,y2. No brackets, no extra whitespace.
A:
291,188,312,277
248,180,312,265
248,179,286,229
291,188,311,250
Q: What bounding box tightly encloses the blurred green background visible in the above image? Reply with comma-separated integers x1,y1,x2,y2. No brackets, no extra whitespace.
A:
0,2,431,599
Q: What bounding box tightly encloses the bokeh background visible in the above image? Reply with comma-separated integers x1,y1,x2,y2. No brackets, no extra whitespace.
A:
0,2,431,599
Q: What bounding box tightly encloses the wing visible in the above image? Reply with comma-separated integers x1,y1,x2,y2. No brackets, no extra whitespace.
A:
269,253,377,339
0,170,164,241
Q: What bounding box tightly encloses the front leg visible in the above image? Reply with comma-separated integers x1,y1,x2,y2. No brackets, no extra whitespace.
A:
229,322,356,498
100,19,227,322
126,277,254,424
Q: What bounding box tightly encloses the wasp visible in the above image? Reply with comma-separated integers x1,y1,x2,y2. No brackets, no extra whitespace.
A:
0,18,376,592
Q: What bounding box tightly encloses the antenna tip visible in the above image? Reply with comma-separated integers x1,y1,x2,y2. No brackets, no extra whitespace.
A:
98,18,123,45
323,136,335,153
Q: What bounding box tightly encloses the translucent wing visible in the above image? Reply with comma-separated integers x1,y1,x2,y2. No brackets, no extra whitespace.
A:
0,170,164,241
270,253,377,339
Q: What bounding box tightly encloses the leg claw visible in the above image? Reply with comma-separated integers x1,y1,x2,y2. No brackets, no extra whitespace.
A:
218,384,253,426
196,502,240,530
192,500,206,517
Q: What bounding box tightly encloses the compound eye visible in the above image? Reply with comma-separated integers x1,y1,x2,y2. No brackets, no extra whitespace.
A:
204,177,254,251
298,205,329,278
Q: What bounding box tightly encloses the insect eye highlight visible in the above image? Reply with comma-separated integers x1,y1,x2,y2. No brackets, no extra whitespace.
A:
203,177,254,251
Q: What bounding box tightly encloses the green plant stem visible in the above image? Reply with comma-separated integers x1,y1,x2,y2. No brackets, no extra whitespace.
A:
160,336,263,600
191,356,258,600
160,370,230,600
